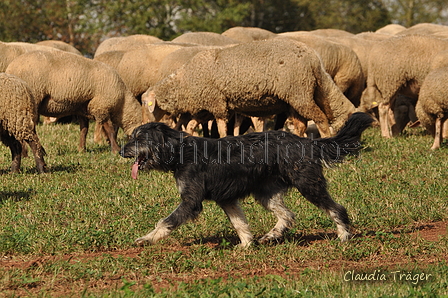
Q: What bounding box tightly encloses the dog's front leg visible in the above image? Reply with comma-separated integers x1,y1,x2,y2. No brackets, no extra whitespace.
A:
219,202,253,248
135,200,203,245
256,193,296,244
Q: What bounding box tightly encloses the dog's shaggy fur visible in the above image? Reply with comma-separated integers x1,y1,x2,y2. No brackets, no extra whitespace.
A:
120,112,374,247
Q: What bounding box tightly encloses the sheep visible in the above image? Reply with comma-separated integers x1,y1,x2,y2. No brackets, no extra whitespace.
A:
397,23,448,36
93,50,126,70
374,24,406,35
36,40,82,56
0,41,61,72
0,73,46,173
309,28,354,38
142,38,355,138
360,35,448,137
415,67,448,150
5,50,142,153
326,33,390,86
276,32,365,106
147,45,222,132
221,26,276,43
171,32,239,46
113,43,187,101
94,34,163,57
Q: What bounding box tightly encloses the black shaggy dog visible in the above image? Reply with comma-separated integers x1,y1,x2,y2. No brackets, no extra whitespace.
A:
120,112,374,247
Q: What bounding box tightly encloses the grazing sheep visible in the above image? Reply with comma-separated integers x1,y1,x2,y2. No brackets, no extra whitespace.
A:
36,40,82,56
415,67,448,150
147,45,222,131
5,50,142,153
326,35,377,87
0,41,61,72
221,26,276,43
0,73,46,173
143,38,355,138
94,34,163,57
94,51,126,70
277,33,365,106
171,32,239,46
114,43,186,100
397,23,448,36
374,24,406,35
361,35,448,137
310,28,354,38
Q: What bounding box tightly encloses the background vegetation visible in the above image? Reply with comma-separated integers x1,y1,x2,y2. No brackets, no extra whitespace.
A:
0,0,447,56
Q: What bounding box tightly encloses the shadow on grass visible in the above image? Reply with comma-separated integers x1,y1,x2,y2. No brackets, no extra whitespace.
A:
0,189,36,203
186,231,340,249
46,163,82,174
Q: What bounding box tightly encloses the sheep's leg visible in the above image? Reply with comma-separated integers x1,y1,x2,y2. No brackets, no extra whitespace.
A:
289,110,307,137
26,139,46,173
290,105,331,138
185,119,199,136
102,121,120,154
431,117,444,150
78,116,89,152
219,201,253,248
256,193,295,244
20,141,29,158
175,114,191,131
1,134,22,173
251,117,265,132
216,118,228,137
443,121,448,138
233,114,244,136
378,102,391,138
201,121,210,138
93,122,106,145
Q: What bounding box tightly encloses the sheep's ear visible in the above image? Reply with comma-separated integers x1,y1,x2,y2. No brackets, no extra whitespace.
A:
142,90,157,113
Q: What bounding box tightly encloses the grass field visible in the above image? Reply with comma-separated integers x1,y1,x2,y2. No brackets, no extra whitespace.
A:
0,119,447,297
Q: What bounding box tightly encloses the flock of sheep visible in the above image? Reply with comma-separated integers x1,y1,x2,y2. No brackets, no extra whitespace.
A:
1,22,448,173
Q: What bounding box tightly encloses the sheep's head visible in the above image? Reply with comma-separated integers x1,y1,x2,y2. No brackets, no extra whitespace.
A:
141,89,166,123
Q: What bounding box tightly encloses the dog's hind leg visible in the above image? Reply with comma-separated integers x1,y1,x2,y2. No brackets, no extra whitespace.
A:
295,178,351,242
219,201,253,248
135,200,203,246
256,193,296,244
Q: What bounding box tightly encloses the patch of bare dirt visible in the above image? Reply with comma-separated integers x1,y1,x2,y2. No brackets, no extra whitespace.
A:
1,221,447,297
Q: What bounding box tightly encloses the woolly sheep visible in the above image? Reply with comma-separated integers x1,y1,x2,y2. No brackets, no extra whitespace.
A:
221,26,276,43
94,51,126,70
36,40,82,55
5,50,142,153
0,73,46,173
171,32,239,46
0,41,61,72
94,34,163,57
277,32,365,106
146,45,221,128
114,43,187,100
415,67,448,150
361,35,448,137
327,33,389,82
310,28,354,38
142,38,355,138
397,23,448,36
374,24,406,35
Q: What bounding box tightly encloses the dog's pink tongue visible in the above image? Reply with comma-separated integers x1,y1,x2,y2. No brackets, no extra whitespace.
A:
131,162,139,180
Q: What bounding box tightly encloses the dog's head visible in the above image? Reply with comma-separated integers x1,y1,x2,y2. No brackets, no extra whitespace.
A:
120,122,183,176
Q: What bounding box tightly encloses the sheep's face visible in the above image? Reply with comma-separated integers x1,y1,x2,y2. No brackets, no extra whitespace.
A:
141,90,166,123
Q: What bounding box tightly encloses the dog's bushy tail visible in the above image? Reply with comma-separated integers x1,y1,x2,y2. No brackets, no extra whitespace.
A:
315,112,375,165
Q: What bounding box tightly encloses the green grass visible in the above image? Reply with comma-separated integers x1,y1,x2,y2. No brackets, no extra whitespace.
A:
0,121,447,297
